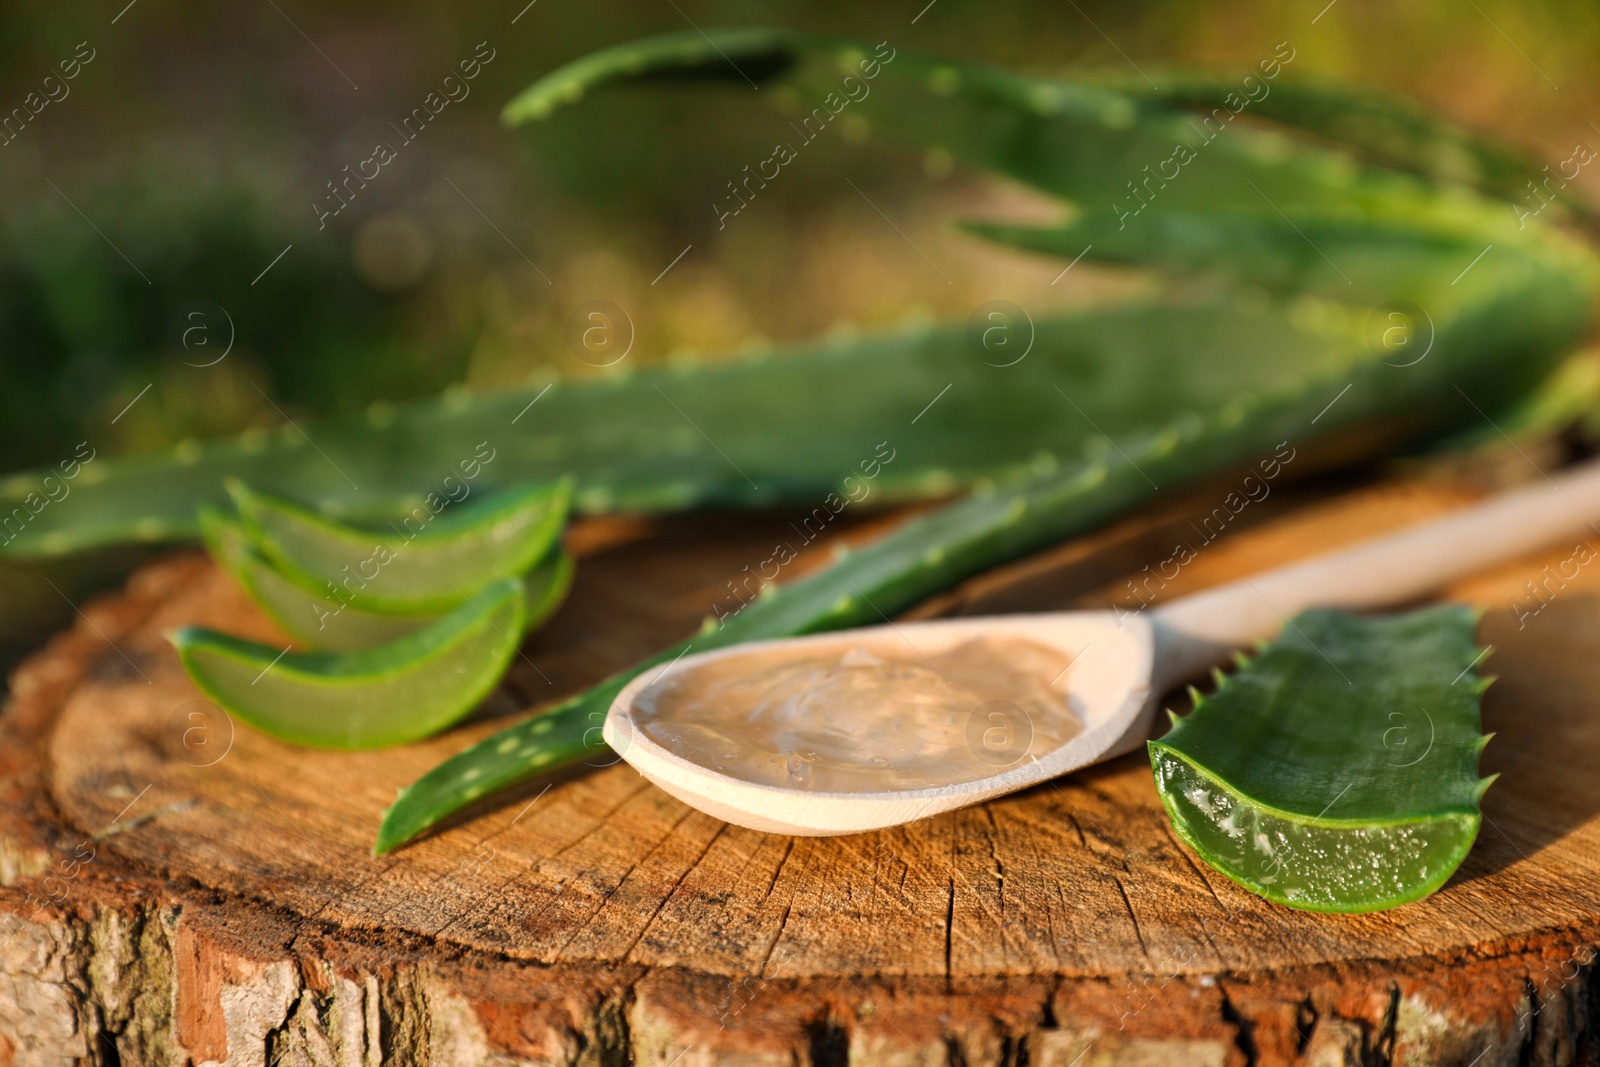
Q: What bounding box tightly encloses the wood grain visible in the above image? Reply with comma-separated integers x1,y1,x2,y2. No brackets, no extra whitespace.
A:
2,478,1599,1066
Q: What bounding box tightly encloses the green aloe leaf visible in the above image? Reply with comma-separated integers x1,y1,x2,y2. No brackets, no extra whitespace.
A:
517,548,576,634
1150,606,1494,913
228,478,571,615
200,506,425,650
961,213,1491,303
503,29,1535,258
200,506,573,651
1110,74,1590,221
170,578,527,750
0,304,1382,562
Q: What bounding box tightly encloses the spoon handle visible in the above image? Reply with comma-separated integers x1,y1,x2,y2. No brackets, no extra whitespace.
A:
1148,457,1600,689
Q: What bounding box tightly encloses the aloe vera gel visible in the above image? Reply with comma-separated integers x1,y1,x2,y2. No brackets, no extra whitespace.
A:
631,636,1081,792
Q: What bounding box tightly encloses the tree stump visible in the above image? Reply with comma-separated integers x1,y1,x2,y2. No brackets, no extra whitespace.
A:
3,473,1599,1067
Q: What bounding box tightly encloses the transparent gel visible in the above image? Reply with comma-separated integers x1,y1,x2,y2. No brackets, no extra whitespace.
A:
632,636,1082,792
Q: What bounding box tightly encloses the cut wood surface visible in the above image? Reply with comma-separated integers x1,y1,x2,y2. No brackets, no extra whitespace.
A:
3,470,1600,1066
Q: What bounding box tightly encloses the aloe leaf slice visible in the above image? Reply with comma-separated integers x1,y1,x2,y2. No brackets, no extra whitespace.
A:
200,506,426,650
516,548,575,634
1149,606,1494,913
201,506,574,651
170,578,528,750
228,478,571,615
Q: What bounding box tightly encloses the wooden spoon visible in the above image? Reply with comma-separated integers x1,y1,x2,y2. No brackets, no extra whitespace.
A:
606,460,1600,835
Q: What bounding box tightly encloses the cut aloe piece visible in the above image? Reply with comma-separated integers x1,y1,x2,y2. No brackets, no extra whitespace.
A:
229,478,571,615
169,578,528,749
200,506,427,650
1149,606,1494,914
515,548,574,634
201,506,574,651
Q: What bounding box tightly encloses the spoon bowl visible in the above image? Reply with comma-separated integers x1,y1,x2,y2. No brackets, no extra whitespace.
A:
606,612,1156,835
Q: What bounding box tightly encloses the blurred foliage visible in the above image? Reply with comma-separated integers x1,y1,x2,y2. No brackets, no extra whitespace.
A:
1,0,1598,474
0,0,1597,674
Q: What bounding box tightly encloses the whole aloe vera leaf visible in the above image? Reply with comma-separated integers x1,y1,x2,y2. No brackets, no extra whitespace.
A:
503,30,1536,253
170,578,527,750
1150,606,1493,914
963,213,1493,304
1110,74,1590,221
228,479,571,615
0,302,1391,562
373,235,1597,851
201,507,573,651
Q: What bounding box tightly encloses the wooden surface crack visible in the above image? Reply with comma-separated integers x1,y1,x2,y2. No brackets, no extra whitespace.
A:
1161,824,1231,914
756,900,795,979
1112,875,1152,968
943,876,955,985
429,777,657,941
552,802,699,959
760,837,797,906
619,818,729,963
1058,807,1091,852
983,806,1005,918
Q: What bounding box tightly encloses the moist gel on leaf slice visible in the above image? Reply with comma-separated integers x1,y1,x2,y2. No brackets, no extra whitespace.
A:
1150,605,1495,913
170,578,527,749
228,478,571,615
200,507,574,651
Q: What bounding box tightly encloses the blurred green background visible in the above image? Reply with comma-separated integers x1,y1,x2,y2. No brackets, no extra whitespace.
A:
1,0,1594,473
